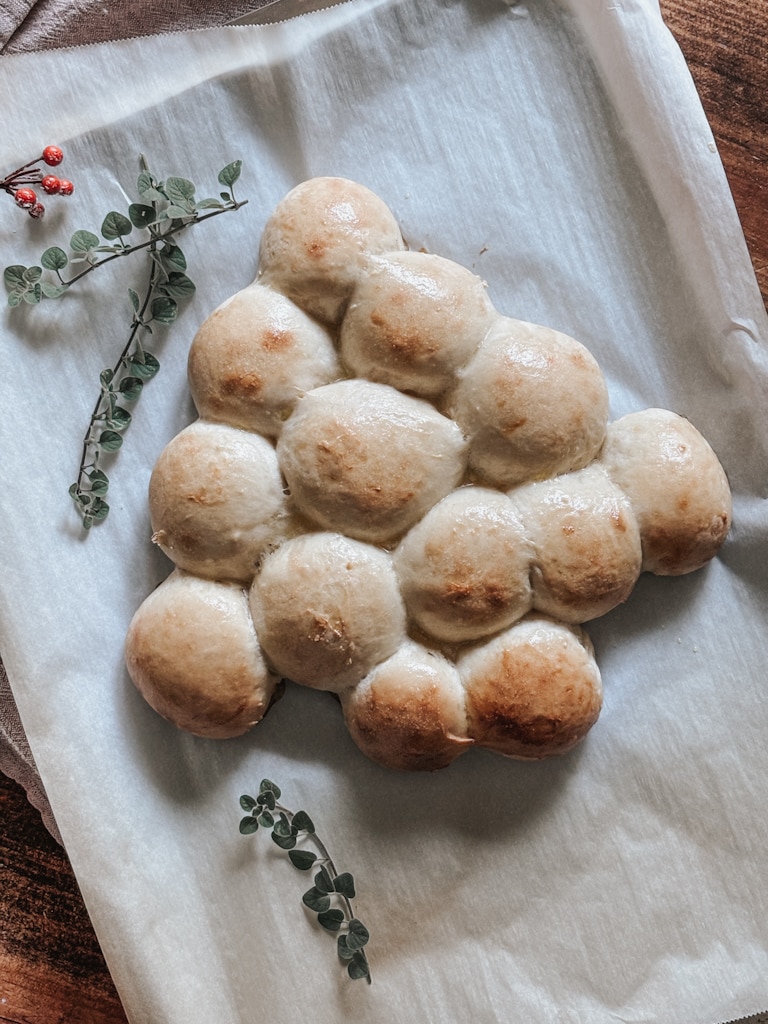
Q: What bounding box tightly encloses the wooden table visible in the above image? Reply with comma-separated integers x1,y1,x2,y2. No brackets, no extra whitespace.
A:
1,4,766,1021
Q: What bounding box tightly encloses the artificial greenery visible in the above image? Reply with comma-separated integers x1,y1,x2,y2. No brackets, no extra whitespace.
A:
3,157,247,529
239,779,372,983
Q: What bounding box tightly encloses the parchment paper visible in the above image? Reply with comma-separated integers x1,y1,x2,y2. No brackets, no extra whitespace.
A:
1,2,767,1021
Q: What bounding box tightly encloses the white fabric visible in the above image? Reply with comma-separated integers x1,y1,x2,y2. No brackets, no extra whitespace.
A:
0,2,767,1022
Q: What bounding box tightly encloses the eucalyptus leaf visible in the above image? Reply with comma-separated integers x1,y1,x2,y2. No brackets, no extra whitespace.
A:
271,831,297,851
314,866,334,895
346,918,369,950
70,229,100,253
288,850,317,871
258,790,277,812
259,780,281,800
41,282,67,299
87,469,110,496
98,430,123,452
101,211,133,240
336,935,356,961
128,203,156,228
137,170,165,202
195,198,224,210
317,909,345,933
302,887,331,914
41,246,68,271
347,952,370,981
3,265,26,290
165,176,196,204
273,817,293,839
159,244,187,272
150,296,177,324
128,352,160,379
292,810,315,834
166,204,193,220
108,406,132,431
239,816,259,835
258,810,274,828
23,284,41,304
90,497,110,521
240,794,257,812
218,160,242,187
118,376,143,401
333,873,356,900
160,272,195,299
7,290,23,307
128,288,140,312
22,266,42,283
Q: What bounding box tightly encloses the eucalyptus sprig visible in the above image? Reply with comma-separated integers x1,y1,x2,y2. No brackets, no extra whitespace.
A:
3,157,247,530
239,780,372,984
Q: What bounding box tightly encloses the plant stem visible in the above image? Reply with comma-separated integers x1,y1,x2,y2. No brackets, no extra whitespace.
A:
63,201,247,289
74,254,158,490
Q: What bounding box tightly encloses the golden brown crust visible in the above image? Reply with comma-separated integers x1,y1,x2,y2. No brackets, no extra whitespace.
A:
276,379,467,543
460,616,602,759
248,532,407,692
187,283,340,437
341,640,472,771
510,463,643,622
257,177,405,324
394,487,533,641
125,571,279,739
448,317,609,487
149,420,293,582
599,408,732,574
340,251,495,396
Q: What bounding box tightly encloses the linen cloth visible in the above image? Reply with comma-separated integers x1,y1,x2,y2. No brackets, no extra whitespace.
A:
1,1,767,1022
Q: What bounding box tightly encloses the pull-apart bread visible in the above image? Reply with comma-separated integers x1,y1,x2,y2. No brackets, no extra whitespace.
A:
125,177,732,770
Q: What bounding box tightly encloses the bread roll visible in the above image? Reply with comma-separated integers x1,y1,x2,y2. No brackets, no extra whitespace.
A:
149,420,292,582
460,615,602,759
125,570,279,739
448,317,609,487
341,639,472,771
394,487,533,641
277,379,468,544
599,408,732,574
339,250,495,396
187,282,340,437
257,176,405,324
510,463,642,622
249,532,407,692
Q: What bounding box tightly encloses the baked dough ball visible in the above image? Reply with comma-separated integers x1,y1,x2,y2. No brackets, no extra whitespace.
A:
257,176,405,324
149,420,292,582
394,487,533,642
460,615,603,760
511,464,642,623
249,532,407,692
341,639,472,771
125,570,279,739
187,282,340,437
448,317,609,488
599,408,732,575
339,251,495,396
277,379,468,544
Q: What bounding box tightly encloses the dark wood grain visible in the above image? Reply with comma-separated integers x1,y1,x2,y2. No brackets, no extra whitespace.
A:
660,0,768,307
0,772,128,1023
0,4,766,1022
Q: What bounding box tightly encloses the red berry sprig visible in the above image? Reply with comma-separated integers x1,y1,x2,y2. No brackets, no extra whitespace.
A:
2,146,74,219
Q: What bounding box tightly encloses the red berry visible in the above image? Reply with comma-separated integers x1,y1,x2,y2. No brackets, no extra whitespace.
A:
15,187,37,208
42,145,64,166
58,179,74,197
29,202,46,219
41,175,61,194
